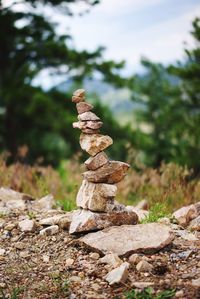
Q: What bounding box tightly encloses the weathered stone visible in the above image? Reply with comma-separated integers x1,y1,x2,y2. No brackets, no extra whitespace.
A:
19,219,36,232
195,201,200,214
84,152,109,171
80,223,174,257
73,121,103,130
129,254,142,265
69,209,138,234
80,134,113,156
32,194,55,211
78,111,100,121
4,200,26,211
81,128,100,134
89,252,100,260
176,229,198,241
39,212,72,229
73,89,85,98
83,161,130,184
126,206,149,221
76,102,93,114
72,95,84,103
76,180,117,212
136,260,153,272
0,187,34,202
188,215,200,231
39,225,59,236
173,204,198,227
105,262,129,285
0,249,6,256
99,253,123,268
192,278,200,287
65,258,74,267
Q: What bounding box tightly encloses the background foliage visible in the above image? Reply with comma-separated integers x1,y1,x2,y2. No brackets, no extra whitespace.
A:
0,1,200,175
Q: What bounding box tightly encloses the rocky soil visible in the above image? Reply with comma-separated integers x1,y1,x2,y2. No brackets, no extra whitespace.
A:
0,189,200,299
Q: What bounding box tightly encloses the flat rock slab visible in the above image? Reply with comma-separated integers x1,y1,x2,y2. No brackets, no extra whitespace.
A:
83,161,130,184
79,223,174,257
69,209,138,234
76,102,93,114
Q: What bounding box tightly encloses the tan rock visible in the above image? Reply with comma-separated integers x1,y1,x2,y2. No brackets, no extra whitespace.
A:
136,260,153,272
83,161,130,184
65,258,74,267
73,89,85,98
188,215,200,231
85,152,109,171
32,194,55,211
76,102,93,114
0,187,34,202
39,225,59,236
0,187,33,211
78,111,100,121
105,262,129,285
89,252,100,260
99,253,123,268
72,95,84,103
81,128,100,134
76,180,117,212
72,89,85,103
39,212,72,229
126,206,149,222
195,201,200,214
80,134,113,156
173,204,198,227
18,219,36,232
192,278,200,287
80,223,174,257
69,209,138,234
129,253,142,265
73,121,103,130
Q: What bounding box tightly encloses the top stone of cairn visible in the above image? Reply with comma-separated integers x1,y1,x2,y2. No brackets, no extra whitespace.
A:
72,89,85,103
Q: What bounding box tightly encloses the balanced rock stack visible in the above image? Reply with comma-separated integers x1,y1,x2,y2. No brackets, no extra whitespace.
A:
69,89,138,234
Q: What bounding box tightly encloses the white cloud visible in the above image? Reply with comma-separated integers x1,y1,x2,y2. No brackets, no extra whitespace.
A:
95,0,165,16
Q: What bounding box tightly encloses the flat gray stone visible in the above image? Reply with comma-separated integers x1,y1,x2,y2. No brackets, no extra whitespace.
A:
78,111,100,121
69,209,138,234
83,161,130,184
79,223,174,257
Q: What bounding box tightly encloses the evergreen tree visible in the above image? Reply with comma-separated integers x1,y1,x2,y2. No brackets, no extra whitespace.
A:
0,0,128,164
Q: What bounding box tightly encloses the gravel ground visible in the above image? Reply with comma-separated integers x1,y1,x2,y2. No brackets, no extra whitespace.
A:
0,212,200,299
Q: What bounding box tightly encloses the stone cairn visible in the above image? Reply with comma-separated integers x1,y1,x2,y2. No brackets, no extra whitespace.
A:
69,89,138,234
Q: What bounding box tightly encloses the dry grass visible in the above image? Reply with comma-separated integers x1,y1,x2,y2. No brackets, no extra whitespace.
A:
0,152,199,212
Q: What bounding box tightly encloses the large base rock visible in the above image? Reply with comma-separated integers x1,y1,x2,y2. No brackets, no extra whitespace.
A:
83,161,130,184
69,209,138,234
76,180,117,212
79,223,174,257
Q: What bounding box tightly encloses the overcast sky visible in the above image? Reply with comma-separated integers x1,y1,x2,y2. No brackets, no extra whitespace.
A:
9,0,196,88
62,0,200,69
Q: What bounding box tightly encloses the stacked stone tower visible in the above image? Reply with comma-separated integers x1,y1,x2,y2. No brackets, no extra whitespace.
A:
69,89,138,234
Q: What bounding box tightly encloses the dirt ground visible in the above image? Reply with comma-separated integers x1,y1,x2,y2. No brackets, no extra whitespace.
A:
0,212,200,299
